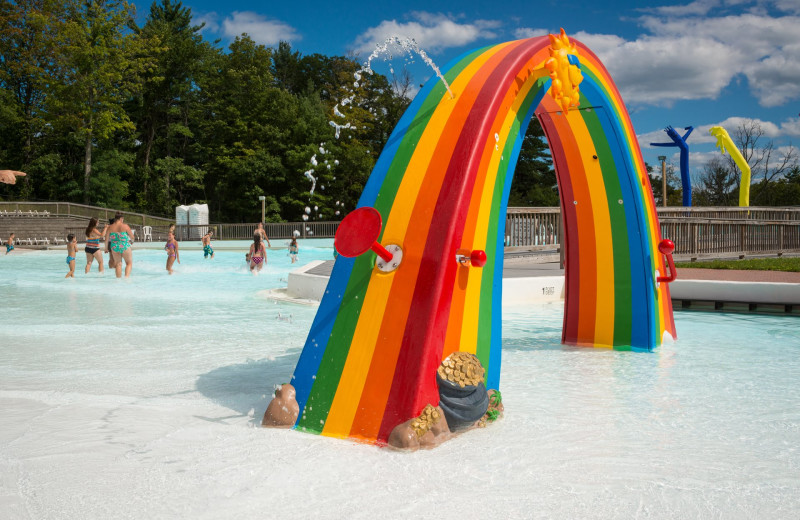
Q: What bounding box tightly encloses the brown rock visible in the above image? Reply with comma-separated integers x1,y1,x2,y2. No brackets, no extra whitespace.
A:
387,420,420,451
388,405,452,451
262,384,300,428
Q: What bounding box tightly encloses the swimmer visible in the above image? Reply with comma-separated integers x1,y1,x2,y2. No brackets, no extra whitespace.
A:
288,237,299,263
106,212,133,278
105,217,116,270
245,252,251,265
202,231,214,259
84,217,106,274
255,222,271,248
65,234,77,278
165,231,180,274
5,232,14,254
249,232,266,273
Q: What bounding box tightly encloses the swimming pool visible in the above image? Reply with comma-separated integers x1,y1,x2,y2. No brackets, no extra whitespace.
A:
1,243,798,518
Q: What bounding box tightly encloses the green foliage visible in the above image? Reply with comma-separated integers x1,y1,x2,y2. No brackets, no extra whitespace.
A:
675,257,800,272
0,4,564,220
489,390,502,406
486,409,500,422
508,119,558,207
91,149,133,208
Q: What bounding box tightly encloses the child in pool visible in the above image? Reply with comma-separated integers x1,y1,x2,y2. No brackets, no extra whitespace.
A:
65,234,77,278
165,231,180,274
288,237,299,263
202,231,214,259
5,233,14,254
245,252,251,265
106,218,116,270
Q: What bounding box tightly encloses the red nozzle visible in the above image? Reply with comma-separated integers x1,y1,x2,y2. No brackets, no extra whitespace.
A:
470,250,487,267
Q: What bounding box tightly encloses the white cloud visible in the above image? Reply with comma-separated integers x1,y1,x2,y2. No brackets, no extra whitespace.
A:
194,12,219,34
513,27,551,39
544,7,800,109
352,12,499,55
574,31,742,106
221,12,300,46
647,0,721,16
638,11,800,107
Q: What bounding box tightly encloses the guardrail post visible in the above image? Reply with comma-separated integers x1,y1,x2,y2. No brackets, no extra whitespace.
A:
739,224,745,256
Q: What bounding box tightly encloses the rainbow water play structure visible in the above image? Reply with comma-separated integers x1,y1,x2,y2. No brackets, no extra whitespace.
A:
651,126,694,206
709,125,751,207
264,30,677,447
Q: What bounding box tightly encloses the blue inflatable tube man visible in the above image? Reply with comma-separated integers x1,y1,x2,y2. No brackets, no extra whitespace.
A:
651,126,693,207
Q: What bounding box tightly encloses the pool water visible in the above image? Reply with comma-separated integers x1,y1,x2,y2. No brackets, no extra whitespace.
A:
1,242,799,519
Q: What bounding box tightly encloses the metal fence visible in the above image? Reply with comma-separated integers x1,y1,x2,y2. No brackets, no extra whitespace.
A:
505,207,561,251
18,200,800,258
660,218,800,257
0,201,173,227
657,206,800,221
504,206,800,258
64,221,341,244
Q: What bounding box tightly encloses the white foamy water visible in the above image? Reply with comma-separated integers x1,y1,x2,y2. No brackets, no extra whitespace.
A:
1,243,799,518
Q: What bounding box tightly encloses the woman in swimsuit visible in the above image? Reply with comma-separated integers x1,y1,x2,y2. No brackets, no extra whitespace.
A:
106,212,134,278
249,232,266,273
165,231,180,274
84,217,106,274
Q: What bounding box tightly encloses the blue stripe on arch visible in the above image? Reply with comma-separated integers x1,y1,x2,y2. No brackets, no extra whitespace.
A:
580,76,656,350
291,256,356,417
486,81,549,389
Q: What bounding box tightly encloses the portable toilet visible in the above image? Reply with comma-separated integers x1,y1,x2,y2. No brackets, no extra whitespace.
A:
188,203,209,239
175,205,189,240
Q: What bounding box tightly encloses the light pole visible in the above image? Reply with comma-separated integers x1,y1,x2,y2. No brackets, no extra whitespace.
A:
258,195,265,223
658,156,667,207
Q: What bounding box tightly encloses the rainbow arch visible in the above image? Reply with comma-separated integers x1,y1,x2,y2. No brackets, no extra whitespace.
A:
287,34,676,445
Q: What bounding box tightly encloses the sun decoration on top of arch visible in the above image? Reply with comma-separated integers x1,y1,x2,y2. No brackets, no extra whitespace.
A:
544,28,584,113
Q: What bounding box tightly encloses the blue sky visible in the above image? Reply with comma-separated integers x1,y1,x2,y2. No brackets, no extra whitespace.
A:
134,0,800,177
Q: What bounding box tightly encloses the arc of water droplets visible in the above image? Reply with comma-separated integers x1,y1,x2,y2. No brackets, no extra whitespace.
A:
313,37,454,210
330,36,454,141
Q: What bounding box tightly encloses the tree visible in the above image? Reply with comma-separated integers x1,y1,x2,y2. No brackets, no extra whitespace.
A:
693,156,737,206
131,0,210,212
49,0,150,203
647,162,682,206
508,118,557,206
728,120,798,205
0,0,66,171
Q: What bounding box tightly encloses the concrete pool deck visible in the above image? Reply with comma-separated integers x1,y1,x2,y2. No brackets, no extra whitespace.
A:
266,254,800,314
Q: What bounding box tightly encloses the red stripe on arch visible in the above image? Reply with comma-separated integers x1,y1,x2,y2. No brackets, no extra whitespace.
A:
378,38,545,442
